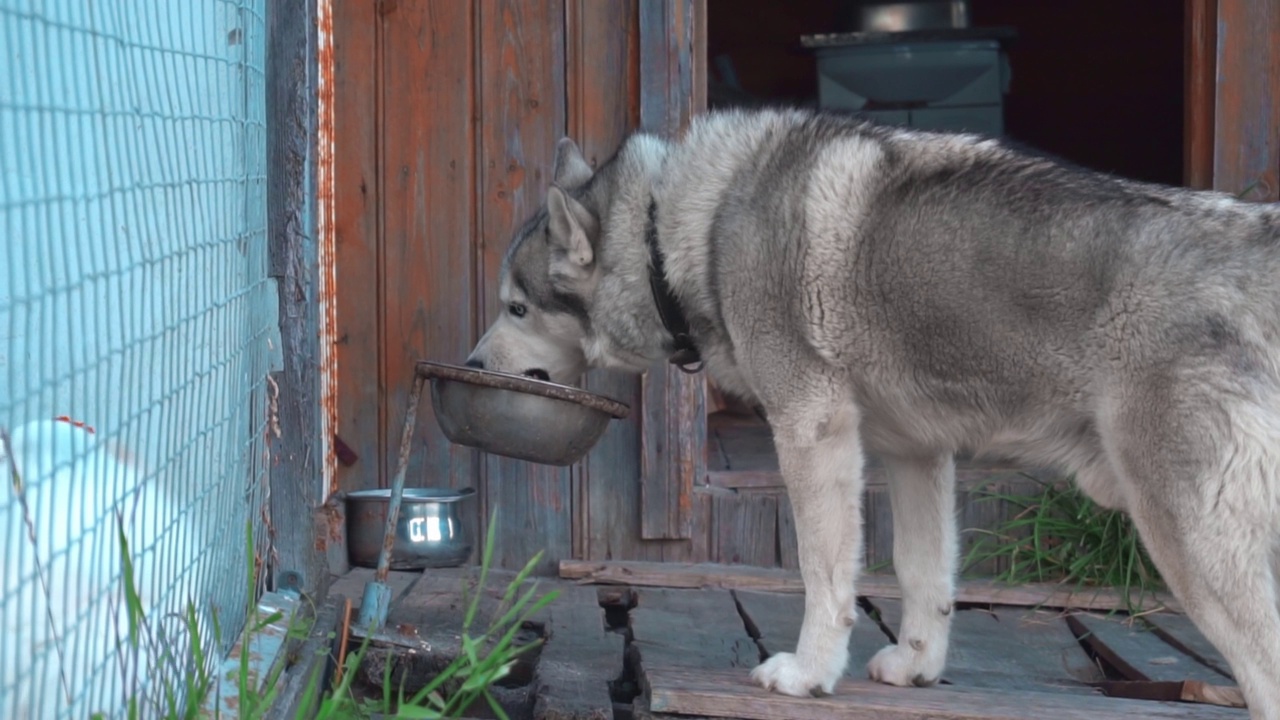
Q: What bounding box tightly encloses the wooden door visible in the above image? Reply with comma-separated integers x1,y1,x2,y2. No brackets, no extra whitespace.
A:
331,0,709,573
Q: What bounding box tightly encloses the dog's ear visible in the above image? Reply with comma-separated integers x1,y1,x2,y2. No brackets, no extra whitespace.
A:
546,185,598,271
552,138,593,190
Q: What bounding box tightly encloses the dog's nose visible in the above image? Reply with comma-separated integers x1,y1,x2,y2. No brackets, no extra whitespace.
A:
464,359,484,370
523,369,551,382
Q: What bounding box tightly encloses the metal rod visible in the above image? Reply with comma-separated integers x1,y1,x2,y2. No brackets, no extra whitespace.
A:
375,373,425,584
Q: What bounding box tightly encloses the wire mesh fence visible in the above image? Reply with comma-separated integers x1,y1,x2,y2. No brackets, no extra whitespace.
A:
1,1,275,717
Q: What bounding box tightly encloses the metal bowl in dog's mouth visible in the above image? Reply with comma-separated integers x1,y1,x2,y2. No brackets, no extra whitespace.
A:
418,360,630,466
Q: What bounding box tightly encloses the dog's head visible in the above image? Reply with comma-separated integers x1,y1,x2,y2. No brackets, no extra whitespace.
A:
466,138,602,385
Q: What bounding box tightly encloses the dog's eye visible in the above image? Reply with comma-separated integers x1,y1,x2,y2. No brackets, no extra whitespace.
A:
508,303,526,318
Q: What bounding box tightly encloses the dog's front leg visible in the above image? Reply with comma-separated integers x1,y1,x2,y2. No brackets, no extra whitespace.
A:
867,453,957,686
750,405,863,696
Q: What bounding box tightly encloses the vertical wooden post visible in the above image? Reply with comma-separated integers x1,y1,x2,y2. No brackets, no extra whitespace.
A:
1185,0,1280,201
637,0,708,541
1183,0,1217,190
267,0,328,596
332,0,382,499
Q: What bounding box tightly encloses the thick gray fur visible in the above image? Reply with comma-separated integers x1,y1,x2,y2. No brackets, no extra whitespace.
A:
467,107,1280,718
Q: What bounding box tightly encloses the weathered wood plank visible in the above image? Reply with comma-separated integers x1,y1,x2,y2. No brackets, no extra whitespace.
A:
1068,612,1230,685
1070,612,1245,709
644,666,1249,720
776,494,798,570
637,0,707,541
712,491,777,566
680,487,715,563
1142,612,1234,680
477,0,573,574
629,588,758,671
559,560,1183,612
1182,0,1217,189
379,0,481,559
532,584,622,720
332,0,382,497
262,595,344,720
267,0,328,596
326,567,423,613
733,590,892,674
1092,679,1246,709
869,599,1103,694
567,0,657,564
711,421,777,473
1211,0,1280,201
864,485,893,571
706,470,784,489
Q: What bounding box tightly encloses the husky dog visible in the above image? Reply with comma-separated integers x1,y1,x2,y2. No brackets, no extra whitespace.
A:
466,107,1280,718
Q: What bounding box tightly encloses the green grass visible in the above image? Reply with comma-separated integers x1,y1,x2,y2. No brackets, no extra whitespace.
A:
89,507,555,719
300,508,559,720
961,475,1164,612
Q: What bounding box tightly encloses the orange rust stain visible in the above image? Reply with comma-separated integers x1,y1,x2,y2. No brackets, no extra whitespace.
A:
323,500,345,542
317,0,341,498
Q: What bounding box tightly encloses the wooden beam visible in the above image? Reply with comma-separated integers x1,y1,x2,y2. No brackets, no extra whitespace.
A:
1183,0,1217,189
261,595,344,720
331,0,382,498
559,559,1183,613
266,0,328,597
644,666,1248,720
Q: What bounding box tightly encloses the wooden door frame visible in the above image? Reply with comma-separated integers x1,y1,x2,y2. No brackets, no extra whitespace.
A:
1184,0,1280,201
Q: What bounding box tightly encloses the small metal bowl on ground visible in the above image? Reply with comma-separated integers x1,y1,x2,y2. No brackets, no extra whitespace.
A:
346,487,475,570
418,360,631,466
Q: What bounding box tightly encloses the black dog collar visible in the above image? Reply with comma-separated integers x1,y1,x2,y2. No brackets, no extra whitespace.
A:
645,199,704,374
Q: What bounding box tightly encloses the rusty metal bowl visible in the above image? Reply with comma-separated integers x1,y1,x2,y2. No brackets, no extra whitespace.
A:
346,487,475,570
418,360,630,466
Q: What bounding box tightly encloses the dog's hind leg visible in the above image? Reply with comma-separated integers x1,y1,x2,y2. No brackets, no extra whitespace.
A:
867,453,957,687
1109,393,1280,720
750,402,864,697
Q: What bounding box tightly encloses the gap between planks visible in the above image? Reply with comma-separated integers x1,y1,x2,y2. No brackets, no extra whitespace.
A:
559,559,1182,614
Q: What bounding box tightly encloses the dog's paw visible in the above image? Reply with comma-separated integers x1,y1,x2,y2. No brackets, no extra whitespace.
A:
750,652,840,697
867,642,945,687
